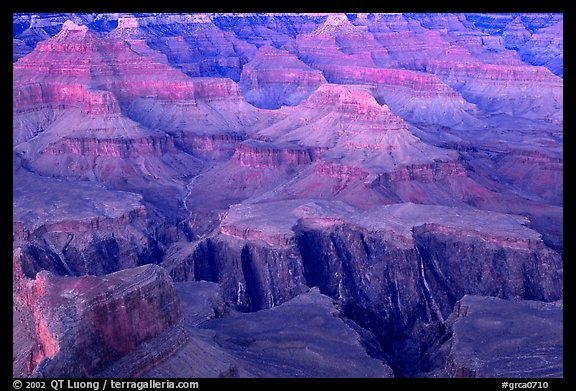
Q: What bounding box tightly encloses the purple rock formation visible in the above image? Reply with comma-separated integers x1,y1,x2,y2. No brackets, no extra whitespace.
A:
13,12,562,379
13,259,181,377
446,295,562,378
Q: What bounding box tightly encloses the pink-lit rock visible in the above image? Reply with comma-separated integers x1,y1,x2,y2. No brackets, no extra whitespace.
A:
14,264,181,377
240,45,326,109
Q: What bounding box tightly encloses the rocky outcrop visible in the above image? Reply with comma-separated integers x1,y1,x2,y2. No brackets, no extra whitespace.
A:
162,199,562,375
445,295,562,378
42,135,175,158
301,83,384,118
319,65,483,129
12,12,563,379
162,234,307,312
13,164,169,277
233,140,316,169
322,66,457,96
13,20,199,103
377,160,467,184
239,45,326,109
315,161,368,181
173,132,245,161
14,264,181,377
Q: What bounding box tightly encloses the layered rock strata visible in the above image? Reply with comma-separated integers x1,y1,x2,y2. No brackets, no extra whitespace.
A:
13,263,181,377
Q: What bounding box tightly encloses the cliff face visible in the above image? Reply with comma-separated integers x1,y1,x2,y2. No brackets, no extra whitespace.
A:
13,263,181,377
13,164,168,278
161,200,562,375
233,141,315,169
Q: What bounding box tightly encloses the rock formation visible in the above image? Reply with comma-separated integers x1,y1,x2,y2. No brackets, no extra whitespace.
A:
239,45,326,109
144,286,393,378
13,262,181,377
13,12,563,379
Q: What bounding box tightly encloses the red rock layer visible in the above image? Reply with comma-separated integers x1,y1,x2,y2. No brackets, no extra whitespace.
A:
233,142,315,168
315,161,369,181
302,84,384,118
175,132,245,160
43,135,175,158
378,160,467,184
34,205,147,235
413,223,544,251
13,20,199,103
14,263,181,377
426,60,560,84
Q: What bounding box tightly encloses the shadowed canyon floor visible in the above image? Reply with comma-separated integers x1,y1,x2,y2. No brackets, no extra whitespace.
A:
13,12,562,378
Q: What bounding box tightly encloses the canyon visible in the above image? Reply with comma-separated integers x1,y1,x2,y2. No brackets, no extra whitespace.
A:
12,13,562,379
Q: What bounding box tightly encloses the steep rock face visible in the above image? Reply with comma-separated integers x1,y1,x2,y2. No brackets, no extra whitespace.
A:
162,200,562,375
413,225,562,307
173,132,245,161
13,264,181,377
322,66,457,96
42,135,174,158
446,295,562,378
13,164,168,277
374,160,467,184
162,235,307,313
239,45,326,109
233,140,316,169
